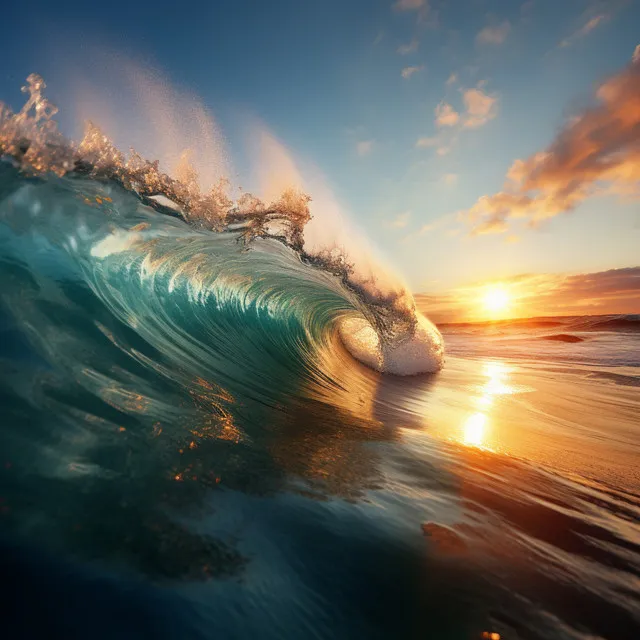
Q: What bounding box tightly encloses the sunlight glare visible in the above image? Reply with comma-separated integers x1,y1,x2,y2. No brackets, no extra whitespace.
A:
463,412,487,447
483,285,510,315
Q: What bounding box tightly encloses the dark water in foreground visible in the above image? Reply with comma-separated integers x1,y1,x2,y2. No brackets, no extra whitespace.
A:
1,168,639,639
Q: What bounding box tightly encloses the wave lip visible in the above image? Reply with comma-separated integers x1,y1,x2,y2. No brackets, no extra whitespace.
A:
339,314,444,375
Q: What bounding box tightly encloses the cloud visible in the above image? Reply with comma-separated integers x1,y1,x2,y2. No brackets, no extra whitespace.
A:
446,72,458,86
417,213,456,236
634,44,640,63
430,86,496,134
414,84,496,159
415,136,439,148
386,211,412,229
560,14,608,48
356,140,375,157
397,39,419,55
442,173,458,186
400,213,456,244
435,101,459,127
476,20,511,45
401,65,423,79
461,51,640,235
415,267,640,322
462,87,497,128
393,0,425,11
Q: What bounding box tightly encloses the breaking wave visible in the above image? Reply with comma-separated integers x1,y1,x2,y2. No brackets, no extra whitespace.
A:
0,74,444,377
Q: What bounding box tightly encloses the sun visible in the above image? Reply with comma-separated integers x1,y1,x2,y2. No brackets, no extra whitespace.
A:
483,285,510,314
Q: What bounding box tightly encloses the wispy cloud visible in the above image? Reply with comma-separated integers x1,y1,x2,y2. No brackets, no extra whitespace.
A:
399,212,455,244
461,50,640,235
401,65,423,79
415,136,439,148
386,211,412,229
415,135,451,156
442,173,458,186
476,20,511,45
356,140,375,157
446,72,458,86
435,101,460,127
462,87,497,128
393,0,425,11
397,38,419,55
559,14,608,48
415,213,456,237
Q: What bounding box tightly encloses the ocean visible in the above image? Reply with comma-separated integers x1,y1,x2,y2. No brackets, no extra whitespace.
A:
1,75,639,640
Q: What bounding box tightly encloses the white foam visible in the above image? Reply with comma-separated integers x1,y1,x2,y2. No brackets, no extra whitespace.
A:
339,313,444,376
91,230,144,258
149,194,183,212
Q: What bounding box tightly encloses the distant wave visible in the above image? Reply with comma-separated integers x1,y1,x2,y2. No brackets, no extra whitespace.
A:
571,316,640,332
541,334,585,343
438,318,568,330
439,315,640,335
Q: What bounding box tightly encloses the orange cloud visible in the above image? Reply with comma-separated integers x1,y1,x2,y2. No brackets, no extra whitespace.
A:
462,50,640,235
416,267,640,322
435,101,459,127
462,88,497,128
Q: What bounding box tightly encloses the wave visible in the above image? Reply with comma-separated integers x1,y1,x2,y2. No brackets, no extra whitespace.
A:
569,315,640,333
540,334,585,343
0,74,444,377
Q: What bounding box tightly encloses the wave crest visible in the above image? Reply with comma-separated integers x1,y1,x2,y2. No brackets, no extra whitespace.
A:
0,74,444,375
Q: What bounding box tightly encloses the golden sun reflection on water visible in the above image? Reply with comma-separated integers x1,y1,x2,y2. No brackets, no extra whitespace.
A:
461,360,515,450
463,412,487,446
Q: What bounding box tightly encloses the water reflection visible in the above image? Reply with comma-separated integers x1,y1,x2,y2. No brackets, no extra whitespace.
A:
463,412,487,447
482,362,515,397
461,360,514,450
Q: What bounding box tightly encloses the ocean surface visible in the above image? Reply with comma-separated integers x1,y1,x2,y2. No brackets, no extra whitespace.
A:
1,77,640,640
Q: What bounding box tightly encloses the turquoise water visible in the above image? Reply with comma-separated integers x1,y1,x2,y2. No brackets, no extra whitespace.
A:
1,162,639,639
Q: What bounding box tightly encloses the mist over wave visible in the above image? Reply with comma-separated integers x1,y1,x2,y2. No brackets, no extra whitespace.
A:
0,72,443,376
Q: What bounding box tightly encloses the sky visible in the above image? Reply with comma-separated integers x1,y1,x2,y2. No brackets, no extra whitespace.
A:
1,0,639,319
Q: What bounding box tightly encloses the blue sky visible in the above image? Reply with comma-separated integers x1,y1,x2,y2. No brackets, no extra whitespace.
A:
2,0,639,294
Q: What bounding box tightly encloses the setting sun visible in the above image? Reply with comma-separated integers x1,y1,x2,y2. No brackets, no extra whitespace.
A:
483,286,510,314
